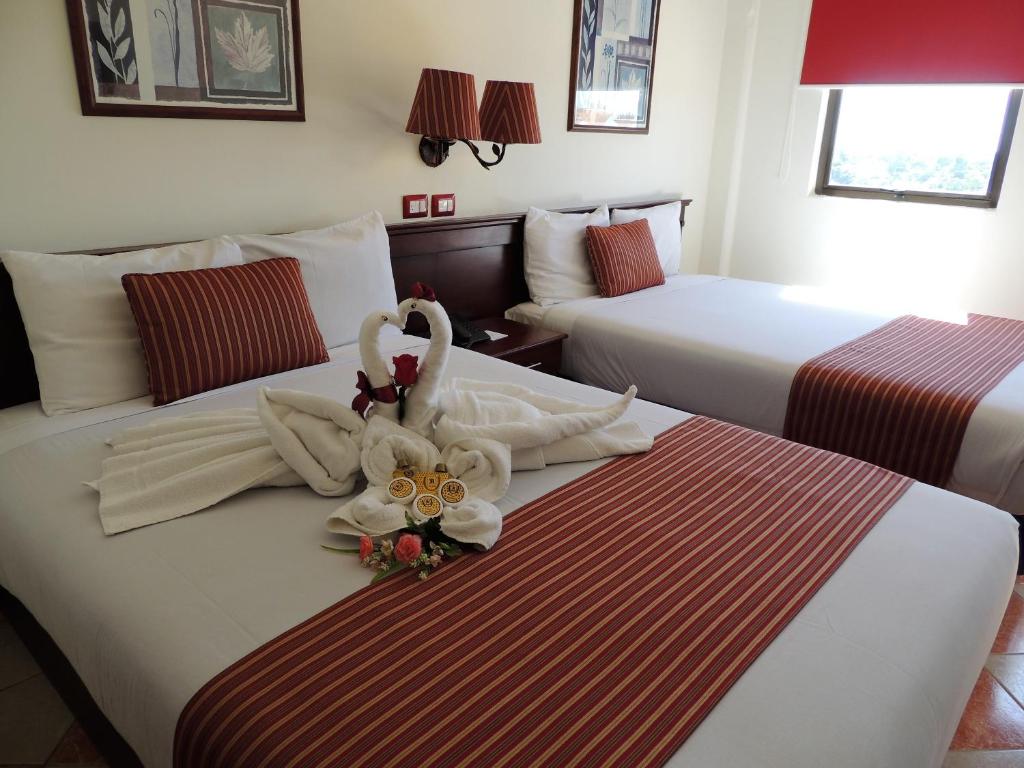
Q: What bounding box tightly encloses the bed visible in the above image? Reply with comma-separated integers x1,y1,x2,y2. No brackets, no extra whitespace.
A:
508,274,1024,516
0,205,1018,768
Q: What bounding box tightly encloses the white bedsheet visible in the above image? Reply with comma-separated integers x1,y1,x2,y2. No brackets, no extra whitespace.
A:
508,275,1024,514
0,342,1016,768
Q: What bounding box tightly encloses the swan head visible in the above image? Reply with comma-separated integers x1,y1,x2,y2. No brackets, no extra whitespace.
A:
365,309,405,332
398,297,428,327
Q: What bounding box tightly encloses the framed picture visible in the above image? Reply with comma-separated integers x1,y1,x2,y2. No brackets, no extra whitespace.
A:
567,0,661,134
65,0,304,120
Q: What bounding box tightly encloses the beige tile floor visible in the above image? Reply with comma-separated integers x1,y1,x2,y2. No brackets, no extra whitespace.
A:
0,609,105,767
3,592,1024,768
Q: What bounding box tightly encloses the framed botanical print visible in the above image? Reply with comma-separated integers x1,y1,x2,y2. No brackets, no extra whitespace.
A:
567,0,661,134
65,0,304,120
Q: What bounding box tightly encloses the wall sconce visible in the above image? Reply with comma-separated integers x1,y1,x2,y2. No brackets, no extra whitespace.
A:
405,68,541,170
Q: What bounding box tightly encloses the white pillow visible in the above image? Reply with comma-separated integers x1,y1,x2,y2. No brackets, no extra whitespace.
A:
524,206,610,307
611,201,683,276
3,237,243,415
233,211,398,349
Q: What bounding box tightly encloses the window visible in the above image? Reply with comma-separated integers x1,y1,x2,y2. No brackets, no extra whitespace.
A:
816,86,1021,208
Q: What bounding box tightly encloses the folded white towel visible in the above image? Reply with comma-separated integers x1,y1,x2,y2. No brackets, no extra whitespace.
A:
91,388,366,534
91,410,301,535
327,416,508,549
258,388,365,496
360,416,442,488
434,379,652,470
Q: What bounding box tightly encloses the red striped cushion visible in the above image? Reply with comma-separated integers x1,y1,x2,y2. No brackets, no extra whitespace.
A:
585,219,665,298
122,258,328,405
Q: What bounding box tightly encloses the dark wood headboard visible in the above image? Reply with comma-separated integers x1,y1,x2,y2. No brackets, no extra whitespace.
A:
1,198,690,409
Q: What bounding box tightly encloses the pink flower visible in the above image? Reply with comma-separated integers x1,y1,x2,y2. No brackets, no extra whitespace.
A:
392,354,419,387
359,535,374,561
395,533,422,564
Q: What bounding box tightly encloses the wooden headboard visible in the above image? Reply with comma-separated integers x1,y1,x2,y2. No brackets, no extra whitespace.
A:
0,198,690,409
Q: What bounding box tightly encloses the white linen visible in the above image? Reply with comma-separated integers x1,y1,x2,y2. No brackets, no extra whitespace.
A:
523,205,609,306
508,275,1024,515
0,340,422,456
327,416,508,550
0,346,1016,768
233,211,400,349
435,378,651,471
611,201,683,276
1,238,243,415
91,408,302,535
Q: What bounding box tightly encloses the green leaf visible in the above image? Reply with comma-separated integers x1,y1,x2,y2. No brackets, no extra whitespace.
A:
371,562,406,583
320,544,361,555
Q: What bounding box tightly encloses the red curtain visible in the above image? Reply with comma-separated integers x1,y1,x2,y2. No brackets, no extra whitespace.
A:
801,0,1024,85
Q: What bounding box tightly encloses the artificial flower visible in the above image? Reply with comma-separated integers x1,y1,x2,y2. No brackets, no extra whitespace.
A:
411,282,437,302
392,354,419,387
359,535,374,560
394,533,422,564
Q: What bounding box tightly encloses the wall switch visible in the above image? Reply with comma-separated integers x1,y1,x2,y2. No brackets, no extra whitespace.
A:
431,193,456,217
402,194,429,219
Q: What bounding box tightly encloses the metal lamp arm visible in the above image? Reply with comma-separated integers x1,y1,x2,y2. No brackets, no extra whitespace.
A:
459,139,507,170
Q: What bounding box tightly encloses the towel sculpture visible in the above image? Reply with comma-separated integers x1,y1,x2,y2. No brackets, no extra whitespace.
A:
90,285,652,542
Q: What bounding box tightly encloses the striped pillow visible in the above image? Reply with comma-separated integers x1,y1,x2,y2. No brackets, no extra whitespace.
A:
585,219,665,298
122,258,328,405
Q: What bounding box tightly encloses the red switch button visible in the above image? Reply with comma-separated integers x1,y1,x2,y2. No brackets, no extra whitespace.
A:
402,194,428,219
431,193,456,217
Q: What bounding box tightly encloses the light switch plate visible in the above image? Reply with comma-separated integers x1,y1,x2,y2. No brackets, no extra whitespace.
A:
402,194,428,219
431,193,456,217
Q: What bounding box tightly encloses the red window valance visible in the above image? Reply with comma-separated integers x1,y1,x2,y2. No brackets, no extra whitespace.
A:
801,0,1024,86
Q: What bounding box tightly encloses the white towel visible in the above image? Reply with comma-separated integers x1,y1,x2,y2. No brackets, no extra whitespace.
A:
327,416,508,549
433,379,652,470
258,388,365,496
91,410,301,535
91,388,366,534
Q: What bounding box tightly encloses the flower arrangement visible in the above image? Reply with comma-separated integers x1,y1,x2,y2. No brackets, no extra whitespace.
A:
323,513,463,582
352,354,420,420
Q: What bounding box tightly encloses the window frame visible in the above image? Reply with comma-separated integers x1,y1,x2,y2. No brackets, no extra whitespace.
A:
815,88,1023,209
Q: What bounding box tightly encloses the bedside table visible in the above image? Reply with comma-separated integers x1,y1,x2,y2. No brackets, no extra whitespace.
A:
470,318,566,376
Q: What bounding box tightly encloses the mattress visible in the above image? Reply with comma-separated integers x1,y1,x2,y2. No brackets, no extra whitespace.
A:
0,338,1016,768
508,275,1024,514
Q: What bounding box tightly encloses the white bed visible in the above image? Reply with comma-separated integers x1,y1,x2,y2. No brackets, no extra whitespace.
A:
0,335,1016,768
508,275,1024,515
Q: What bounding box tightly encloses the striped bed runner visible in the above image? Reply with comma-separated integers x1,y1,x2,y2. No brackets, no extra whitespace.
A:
175,417,911,768
784,313,1024,487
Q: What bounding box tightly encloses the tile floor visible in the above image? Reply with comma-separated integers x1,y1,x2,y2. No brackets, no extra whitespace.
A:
4,582,1024,767
0,610,106,767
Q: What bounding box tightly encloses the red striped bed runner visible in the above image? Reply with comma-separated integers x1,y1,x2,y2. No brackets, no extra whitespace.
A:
784,313,1024,487
175,417,911,768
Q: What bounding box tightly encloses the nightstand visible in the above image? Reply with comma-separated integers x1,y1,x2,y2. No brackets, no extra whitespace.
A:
470,318,566,376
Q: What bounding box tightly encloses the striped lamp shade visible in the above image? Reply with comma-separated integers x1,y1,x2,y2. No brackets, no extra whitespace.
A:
405,68,482,141
479,81,542,144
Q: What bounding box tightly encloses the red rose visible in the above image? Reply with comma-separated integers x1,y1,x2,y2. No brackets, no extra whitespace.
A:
392,354,419,387
359,535,374,560
394,533,422,564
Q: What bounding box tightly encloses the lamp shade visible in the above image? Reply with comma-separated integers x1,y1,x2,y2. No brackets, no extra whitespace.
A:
479,81,542,145
405,68,482,141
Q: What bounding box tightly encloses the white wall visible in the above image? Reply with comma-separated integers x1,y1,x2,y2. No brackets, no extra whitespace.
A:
0,0,727,271
705,0,1024,320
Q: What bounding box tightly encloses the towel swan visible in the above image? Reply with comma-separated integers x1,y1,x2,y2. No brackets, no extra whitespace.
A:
355,310,405,423
395,286,652,467
398,285,452,438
